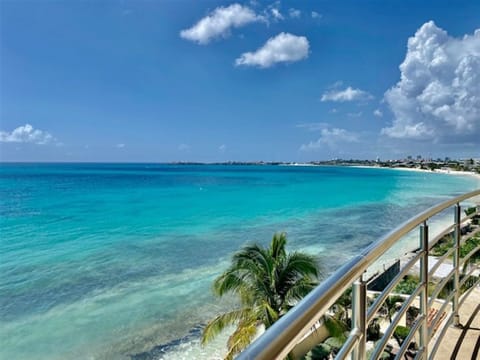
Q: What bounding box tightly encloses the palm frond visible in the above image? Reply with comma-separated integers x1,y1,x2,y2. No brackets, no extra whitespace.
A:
259,300,280,327
270,232,287,261
276,252,319,303
226,319,258,358
213,270,247,296
233,245,273,279
201,308,252,345
323,314,347,340
285,252,320,278
284,278,318,306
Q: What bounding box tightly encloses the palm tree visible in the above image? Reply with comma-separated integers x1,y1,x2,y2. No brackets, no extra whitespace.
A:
201,232,320,360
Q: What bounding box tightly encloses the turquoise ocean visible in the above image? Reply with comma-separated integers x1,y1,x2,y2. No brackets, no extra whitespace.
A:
1,163,479,359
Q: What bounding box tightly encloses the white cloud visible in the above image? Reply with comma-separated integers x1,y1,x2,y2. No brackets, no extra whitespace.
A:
116,143,125,148
178,143,190,151
373,109,383,117
0,124,54,145
300,127,359,151
218,144,227,152
180,4,262,44
271,8,283,20
289,8,301,18
382,122,434,139
311,11,322,19
382,21,480,142
235,32,309,68
321,86,374,102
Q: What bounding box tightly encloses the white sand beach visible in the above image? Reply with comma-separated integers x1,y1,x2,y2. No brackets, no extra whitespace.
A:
351,165,480,180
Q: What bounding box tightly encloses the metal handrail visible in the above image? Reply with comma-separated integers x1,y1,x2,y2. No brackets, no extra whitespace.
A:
428,291,455,337
428,247,454,279
428,224,455,249
366,251,422,323
428,267,455,306
395,315,423,360
370,284,423,360
459,275,480,308
237,189,480,360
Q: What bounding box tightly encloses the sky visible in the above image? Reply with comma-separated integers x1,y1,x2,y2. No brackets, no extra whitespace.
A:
1,0,479,162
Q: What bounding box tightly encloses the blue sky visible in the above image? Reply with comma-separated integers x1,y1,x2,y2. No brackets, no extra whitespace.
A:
1,0,479,162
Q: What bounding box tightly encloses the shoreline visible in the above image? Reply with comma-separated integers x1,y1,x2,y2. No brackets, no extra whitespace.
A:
349,164,480,180
276,162,480,181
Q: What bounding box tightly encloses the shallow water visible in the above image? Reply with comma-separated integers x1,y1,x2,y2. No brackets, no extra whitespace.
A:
0,164,478,359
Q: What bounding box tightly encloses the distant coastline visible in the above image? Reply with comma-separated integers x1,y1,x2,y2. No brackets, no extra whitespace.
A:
168,158,480,180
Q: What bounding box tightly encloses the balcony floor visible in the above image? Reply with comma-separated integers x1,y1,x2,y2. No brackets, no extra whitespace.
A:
434,286,480,360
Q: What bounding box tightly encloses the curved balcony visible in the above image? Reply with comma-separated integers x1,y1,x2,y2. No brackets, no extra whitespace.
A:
237,189,480,360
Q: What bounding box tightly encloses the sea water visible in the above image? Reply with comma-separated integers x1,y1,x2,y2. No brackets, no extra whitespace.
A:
1,163,478,359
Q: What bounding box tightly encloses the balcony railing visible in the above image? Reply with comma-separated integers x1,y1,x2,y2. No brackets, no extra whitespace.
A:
237,189,480,360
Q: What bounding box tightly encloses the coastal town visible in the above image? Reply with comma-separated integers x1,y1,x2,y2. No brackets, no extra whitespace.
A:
173,157,480,175
307,157,480,173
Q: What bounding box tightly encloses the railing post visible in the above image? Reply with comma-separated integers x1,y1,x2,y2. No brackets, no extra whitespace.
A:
453,203,461,327
351,274,366,360
419,221,429,359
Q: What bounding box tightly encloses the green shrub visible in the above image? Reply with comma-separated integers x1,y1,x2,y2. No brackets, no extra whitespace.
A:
323,337,344,354
303,343,331,360
460,236,480,262
465,207,477,216
395,275,419,295
431,233,480,263
431,234,453,257
393,325,410,345
465,207,479,225
461,275,479,292
434,274,479,299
